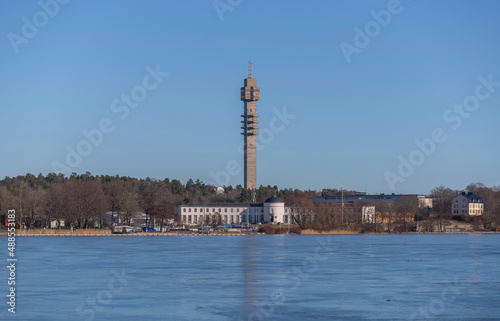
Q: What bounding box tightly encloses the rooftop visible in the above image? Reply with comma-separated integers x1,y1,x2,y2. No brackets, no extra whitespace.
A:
179,202,263,208
265,196,284,203
459,192,483,202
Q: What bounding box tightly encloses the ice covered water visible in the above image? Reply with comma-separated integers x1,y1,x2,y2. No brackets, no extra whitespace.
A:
1,234,499,320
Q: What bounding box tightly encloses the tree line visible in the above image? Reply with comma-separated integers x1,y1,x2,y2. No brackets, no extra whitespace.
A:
2,173,497,232
0,172,320,229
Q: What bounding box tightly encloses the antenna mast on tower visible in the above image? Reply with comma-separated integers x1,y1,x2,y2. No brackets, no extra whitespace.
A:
248,60,253,78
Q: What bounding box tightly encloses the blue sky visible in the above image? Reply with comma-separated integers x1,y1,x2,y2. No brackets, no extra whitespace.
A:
1,0,499,194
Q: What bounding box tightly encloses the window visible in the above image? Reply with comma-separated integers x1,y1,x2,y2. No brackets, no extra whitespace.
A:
213,208,215,212
182,216,186,222
224,215,228,222
183,208,186,212
230,215,234,222
224,208,227,213
231,208,234,213
194,208,197,213
194,216,197,223
188,208,191,213
219,208,221,213
242,215,247,222
188,215,192,222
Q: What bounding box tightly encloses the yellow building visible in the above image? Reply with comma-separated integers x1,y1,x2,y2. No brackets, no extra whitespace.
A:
376,212,414,223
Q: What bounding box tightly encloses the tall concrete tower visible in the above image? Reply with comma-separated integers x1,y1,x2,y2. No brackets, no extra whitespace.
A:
241,61,260,190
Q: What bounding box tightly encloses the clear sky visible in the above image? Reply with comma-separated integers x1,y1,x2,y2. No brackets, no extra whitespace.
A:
1,0,499,194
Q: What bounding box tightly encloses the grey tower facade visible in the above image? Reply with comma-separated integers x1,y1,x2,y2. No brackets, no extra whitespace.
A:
240,62,260,190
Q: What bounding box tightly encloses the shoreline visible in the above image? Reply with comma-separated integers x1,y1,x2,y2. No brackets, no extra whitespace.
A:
0,231,498,237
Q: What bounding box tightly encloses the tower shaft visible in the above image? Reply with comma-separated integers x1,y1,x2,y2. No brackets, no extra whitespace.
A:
240,66,260,190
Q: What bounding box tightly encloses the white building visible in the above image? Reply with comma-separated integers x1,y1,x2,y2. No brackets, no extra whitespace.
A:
178,196,292,225
417,195,433,208
452,192,484,216
362,206,376,223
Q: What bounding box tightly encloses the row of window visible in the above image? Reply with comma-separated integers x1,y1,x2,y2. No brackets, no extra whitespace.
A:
182,214,270,224
182,215,242,224
453,204,473,209
453,204,483,208
182,207,269,214
452,209,483,214
454,199,483,203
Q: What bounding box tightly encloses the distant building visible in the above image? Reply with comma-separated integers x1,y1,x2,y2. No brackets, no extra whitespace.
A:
362,206,375,223
104,211,150,226
49,219,65,229
452,192,484,215
178,196,292,225
314,193,425,224
314,192,433,208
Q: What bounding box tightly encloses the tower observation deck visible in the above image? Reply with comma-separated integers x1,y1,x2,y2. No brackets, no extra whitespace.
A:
240,61,260,190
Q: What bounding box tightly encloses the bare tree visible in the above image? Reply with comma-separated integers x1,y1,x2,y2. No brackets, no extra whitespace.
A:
289,199,315,230
44,184,66,229
0,185,12,217
394,196,419,233
491,186,500,231
138,179,166,229
155,191,179,232
104,180,126,227
117,188,140,226
64,180,107,229
377,202,396,233
25,187,47,228
8,180,30,228
429,186,456,232
211,213,222,229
